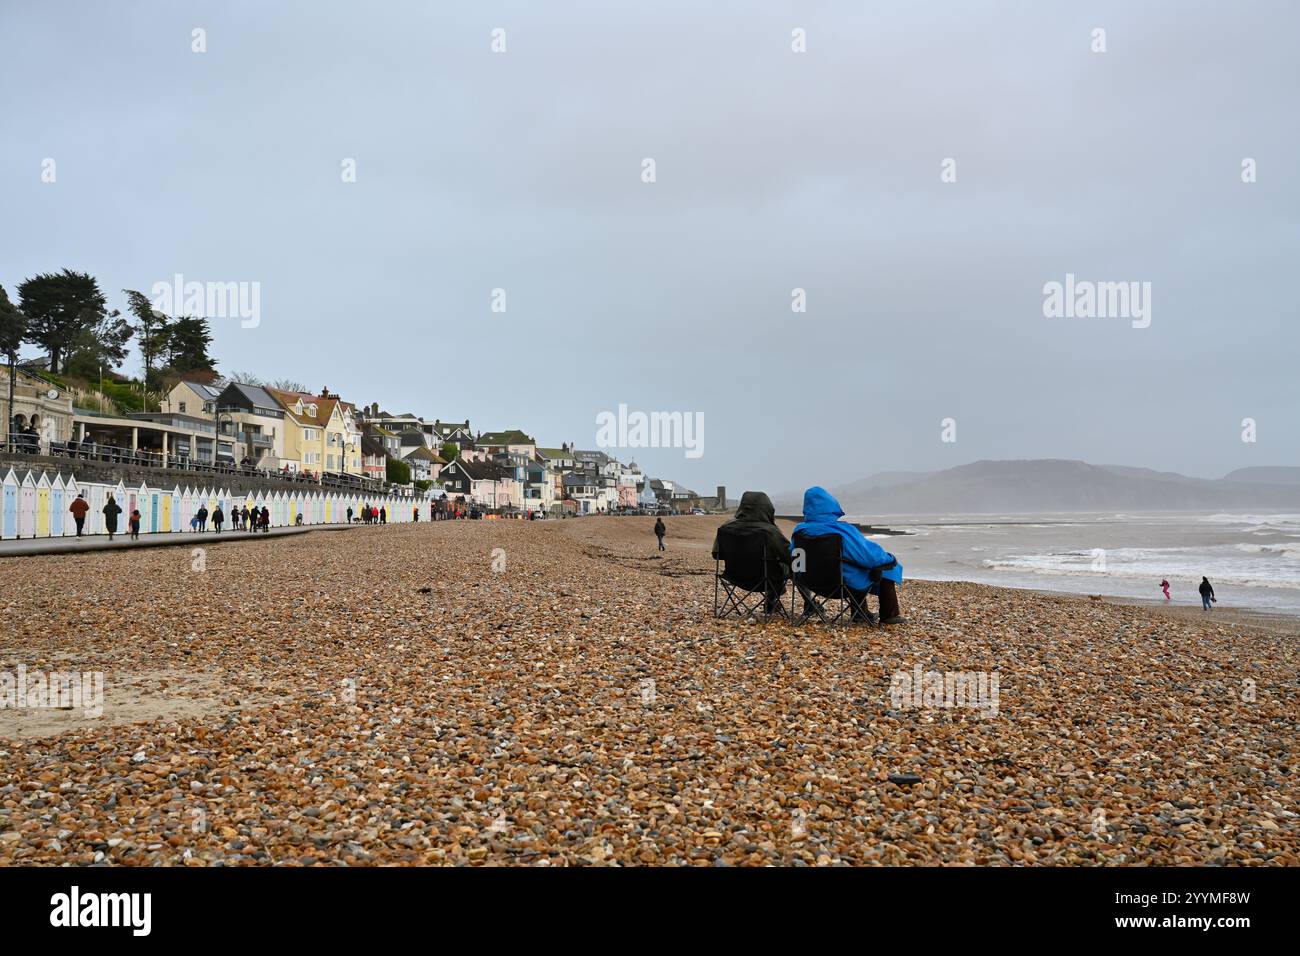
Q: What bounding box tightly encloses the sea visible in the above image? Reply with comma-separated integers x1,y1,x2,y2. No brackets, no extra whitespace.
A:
845,511,1300,616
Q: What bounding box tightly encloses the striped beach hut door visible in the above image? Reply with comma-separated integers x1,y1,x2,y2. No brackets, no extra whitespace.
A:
151,487,161,533
167,485,180,532
86,483,104,535
2,469,18,540
36,472,51,537
63,475,79,536
19,471,37,538
137,482,150,533
51,473,65,537
181,486,193,530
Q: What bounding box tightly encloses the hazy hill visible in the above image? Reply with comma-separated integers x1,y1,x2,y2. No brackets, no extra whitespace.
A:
777,459,1300,515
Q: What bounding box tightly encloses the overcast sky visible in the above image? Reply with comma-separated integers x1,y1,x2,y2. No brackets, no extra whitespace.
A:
3,0,1297,493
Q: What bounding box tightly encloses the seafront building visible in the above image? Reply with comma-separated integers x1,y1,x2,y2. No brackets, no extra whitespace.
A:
4,365,720,527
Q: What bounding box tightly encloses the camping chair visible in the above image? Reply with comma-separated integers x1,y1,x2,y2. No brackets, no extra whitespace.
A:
791,531,872,626
713,526,792,621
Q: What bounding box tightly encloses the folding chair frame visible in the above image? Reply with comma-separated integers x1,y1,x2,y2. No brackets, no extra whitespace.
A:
792,533,873,627
713,541,794,622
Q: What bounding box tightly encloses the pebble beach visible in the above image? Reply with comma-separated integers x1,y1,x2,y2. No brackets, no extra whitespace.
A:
1,516,1296,866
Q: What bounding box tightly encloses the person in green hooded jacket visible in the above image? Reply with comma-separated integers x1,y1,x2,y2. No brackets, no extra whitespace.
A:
712,491,791,613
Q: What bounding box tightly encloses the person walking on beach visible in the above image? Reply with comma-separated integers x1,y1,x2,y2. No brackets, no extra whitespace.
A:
69,492,89,537
129,508,141,540
654,516,666,551
1160,578,1171,600
102,494,121,541
213,505,224,533
1199,576,1216,610
792,486,907,625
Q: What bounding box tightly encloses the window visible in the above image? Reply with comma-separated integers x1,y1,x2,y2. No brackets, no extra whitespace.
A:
178,402,187,413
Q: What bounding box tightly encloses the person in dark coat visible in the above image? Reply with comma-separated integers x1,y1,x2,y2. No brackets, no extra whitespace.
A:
712,491,792,614
212,505,224,533
380,506,387,525
1199,576,1216,610
654,517,666,551
196,504,208,532
69,492,90,537
102,494,122,541
260,505,270,532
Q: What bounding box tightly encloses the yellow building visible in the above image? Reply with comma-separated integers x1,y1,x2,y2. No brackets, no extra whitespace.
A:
266,388,362,477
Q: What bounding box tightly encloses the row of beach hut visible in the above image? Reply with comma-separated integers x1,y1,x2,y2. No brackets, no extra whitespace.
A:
1,468,422,540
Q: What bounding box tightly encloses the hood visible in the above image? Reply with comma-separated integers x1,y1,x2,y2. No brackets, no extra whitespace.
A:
733,490,776,523
801,486,845,522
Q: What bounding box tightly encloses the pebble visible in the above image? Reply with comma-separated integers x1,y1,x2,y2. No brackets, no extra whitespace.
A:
0,517,1296,866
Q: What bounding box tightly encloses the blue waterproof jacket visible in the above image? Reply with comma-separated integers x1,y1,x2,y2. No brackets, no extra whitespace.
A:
791,486,904,593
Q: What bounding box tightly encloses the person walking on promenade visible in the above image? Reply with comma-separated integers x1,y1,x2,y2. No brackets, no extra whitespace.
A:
196,504,208,532
1199,576,1216,610
213,505,224,533
69,492,89,537
102,494,122,541
129,508,141,540
347,506,353,525
260,505,270,532
413,506,419,522
654,516,666,551
233,505,242,531
380,506,387,525
1160,578,1170,600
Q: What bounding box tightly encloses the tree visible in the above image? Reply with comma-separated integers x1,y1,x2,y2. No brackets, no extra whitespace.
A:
227,370,264,386
164,316,217,374
123,289,172,387
440,441,459,462
62,310,134,380
386,457,410,485
271,378,305,392
17,270,110,374
0,285,28,446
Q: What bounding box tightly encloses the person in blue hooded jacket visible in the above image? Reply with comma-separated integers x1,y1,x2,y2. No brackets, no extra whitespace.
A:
791,486,906,624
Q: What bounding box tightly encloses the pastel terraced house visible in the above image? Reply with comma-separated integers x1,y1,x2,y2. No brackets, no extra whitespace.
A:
266,387,362,476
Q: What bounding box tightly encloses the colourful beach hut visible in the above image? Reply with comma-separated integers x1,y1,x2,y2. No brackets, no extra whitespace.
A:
2,469,17,540
51,474,65,537
18,471,36,538
35,472,51,537
62,475,79,536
